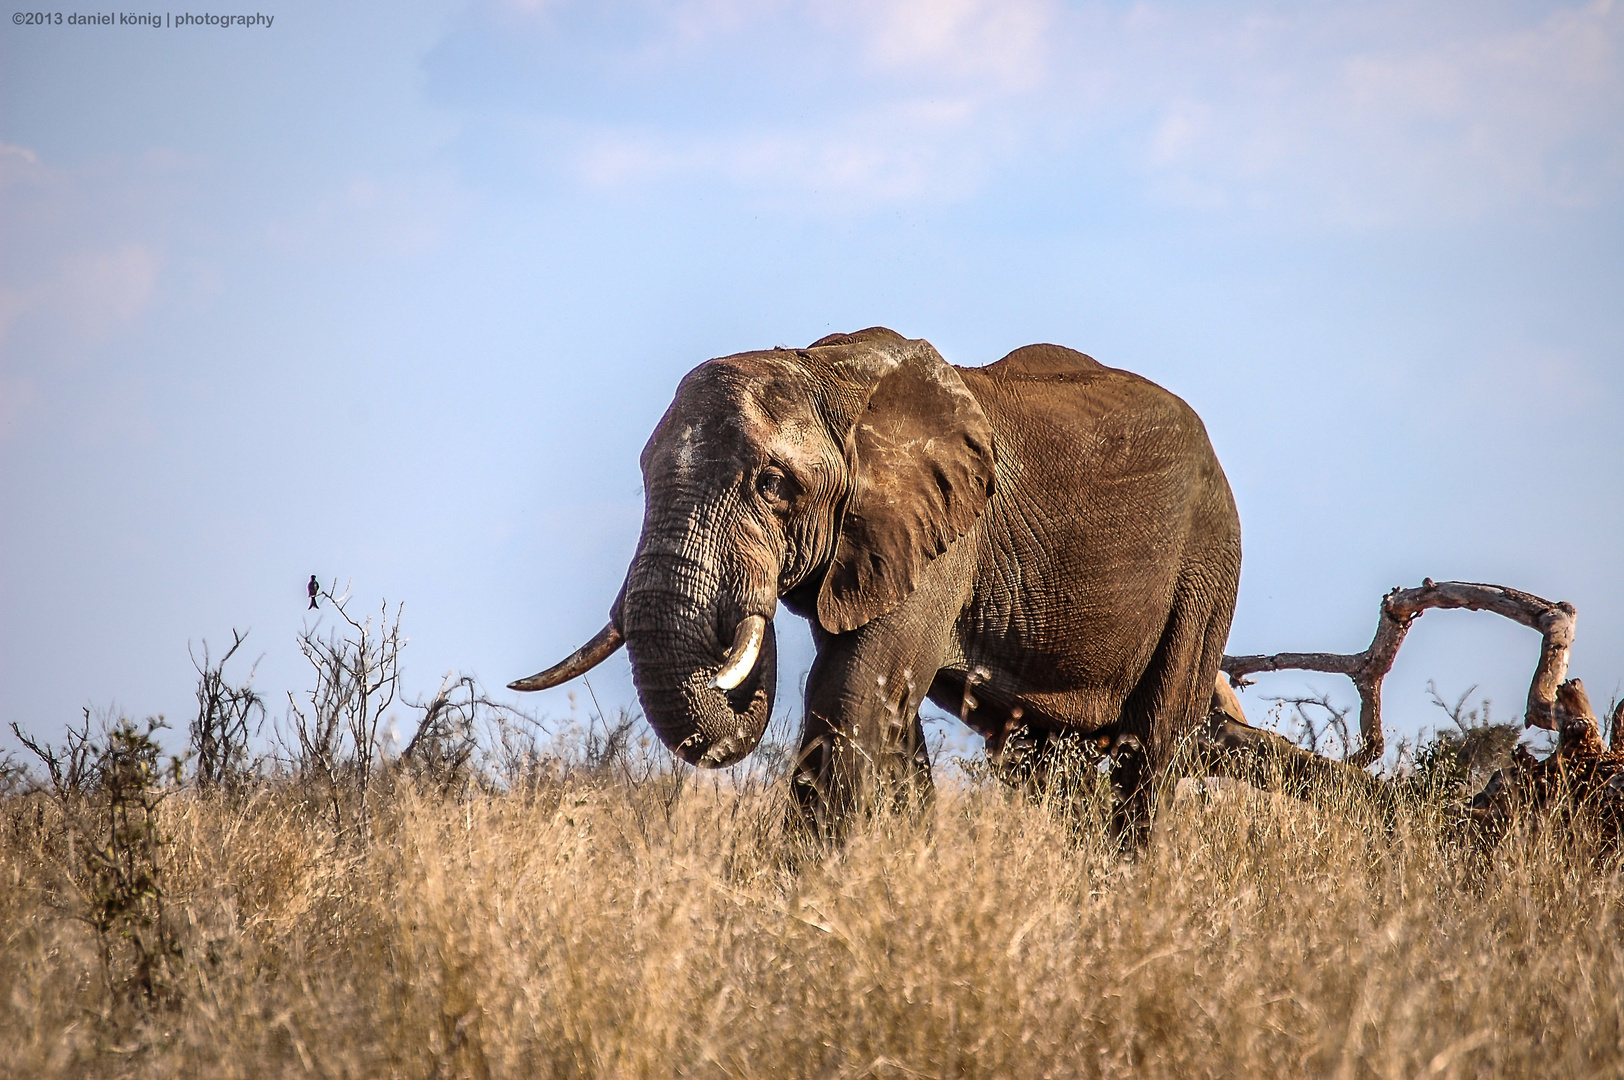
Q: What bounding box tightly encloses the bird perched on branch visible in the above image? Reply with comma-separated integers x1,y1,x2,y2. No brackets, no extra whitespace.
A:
308,575,320,610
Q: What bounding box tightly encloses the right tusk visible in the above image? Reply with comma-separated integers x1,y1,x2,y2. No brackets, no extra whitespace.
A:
508,622,624,692
709,615,767,691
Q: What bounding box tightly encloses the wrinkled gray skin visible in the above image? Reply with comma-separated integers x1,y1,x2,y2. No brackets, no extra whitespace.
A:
519,327,1240,842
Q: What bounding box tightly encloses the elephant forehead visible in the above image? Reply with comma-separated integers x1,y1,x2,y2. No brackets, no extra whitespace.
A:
655,415,747,478
683,363,820,432
644,354,832,474
733,387,839,473
646,393,769,474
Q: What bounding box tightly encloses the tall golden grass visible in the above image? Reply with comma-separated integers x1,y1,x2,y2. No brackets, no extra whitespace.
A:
3,760,1621,1079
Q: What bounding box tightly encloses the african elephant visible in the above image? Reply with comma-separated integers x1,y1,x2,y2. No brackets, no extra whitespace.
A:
512,327,1241,842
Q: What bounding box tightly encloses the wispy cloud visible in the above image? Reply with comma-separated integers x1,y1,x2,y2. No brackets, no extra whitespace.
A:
821,0,1058,91
569,96,986,205
264,171,466,259
453,0,1624,225
1121,0,1624,224
0,146,165,355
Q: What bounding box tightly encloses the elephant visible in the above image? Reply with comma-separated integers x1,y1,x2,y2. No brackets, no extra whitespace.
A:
512,327,1241,843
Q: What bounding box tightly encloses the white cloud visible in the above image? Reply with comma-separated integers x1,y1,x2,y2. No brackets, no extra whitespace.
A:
482,0,1051,208
492,0,1056,86
571,96,984,205
0,144,167,357
825,0,1057,91
0,193,161,434
0,142,40,169
62,246,163,327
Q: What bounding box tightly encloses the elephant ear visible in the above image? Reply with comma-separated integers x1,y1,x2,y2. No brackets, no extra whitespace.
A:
815,339,997,634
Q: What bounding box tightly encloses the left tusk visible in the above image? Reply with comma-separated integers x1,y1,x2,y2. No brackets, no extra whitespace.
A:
709,615,767,691
508,622,624,692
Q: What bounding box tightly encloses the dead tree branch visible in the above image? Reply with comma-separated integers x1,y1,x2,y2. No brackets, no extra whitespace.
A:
283,583,404,838
1468,678,1624,863
1222,579,1577,768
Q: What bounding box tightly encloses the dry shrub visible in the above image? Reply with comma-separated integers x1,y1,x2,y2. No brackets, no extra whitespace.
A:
1,765,1621,1079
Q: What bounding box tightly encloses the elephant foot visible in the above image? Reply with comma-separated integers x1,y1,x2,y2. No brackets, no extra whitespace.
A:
779,792,834,872
786,758,846,848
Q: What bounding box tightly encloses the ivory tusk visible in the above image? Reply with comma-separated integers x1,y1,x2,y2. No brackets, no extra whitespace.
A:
709,615,767,691
508,622,624,692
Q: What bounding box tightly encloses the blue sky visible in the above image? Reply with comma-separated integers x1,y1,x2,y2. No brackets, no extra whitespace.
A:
3,0,1621,763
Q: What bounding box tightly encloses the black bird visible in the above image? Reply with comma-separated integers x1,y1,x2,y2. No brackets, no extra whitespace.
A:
308,575,320,610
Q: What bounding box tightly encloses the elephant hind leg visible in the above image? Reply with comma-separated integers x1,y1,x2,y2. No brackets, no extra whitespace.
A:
987,724,1154,851
1116,584,1236,847
1109,734,1154,852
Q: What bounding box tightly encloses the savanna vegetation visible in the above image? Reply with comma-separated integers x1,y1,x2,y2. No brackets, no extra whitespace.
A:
2,592,1621,1079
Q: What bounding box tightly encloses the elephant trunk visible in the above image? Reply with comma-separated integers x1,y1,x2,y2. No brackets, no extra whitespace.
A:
617,543,778,768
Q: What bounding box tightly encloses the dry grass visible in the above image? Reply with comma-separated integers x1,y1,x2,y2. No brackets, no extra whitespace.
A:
2,764,1621,1079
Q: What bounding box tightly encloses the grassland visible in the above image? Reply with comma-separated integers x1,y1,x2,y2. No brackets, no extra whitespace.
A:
2,740,1621,1080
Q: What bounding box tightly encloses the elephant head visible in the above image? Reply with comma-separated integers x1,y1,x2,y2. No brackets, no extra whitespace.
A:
511,328,997,767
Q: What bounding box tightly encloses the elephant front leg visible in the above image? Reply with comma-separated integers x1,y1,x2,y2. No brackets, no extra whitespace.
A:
789,710,933,843
789,631,940,843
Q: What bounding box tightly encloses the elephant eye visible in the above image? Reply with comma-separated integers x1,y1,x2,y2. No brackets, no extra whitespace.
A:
755,467,792,504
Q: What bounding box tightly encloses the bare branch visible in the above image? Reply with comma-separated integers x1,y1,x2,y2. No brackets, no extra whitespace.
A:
1223,579,1577,768
11,709,97,798
399,671,525,793
280,585,405,838
189,629,264,791
1263,691,1354,760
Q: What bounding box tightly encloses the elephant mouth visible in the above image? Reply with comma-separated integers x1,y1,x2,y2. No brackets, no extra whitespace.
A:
623,615,779,769
686,722,755,769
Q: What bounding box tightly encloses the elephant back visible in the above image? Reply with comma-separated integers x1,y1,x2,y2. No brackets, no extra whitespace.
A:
976,343,1104,380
